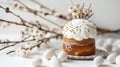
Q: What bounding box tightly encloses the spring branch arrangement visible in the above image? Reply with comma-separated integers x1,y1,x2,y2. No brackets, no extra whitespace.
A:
0,0,119,56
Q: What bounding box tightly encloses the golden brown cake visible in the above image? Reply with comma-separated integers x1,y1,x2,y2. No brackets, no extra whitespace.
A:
63,37,95,56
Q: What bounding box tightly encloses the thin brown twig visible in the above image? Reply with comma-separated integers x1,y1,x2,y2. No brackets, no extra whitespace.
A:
0,39,34,44
97,28,120,35
0,19,31,28
30,0,52,12
38,27,62,35
0,5,26,24
7,51,15,54
36,21,41,28
0,35,31,51
30,0,68,20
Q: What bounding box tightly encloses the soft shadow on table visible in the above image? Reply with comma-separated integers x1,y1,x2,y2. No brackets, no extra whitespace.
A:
34,66,47,67
97,64,117,67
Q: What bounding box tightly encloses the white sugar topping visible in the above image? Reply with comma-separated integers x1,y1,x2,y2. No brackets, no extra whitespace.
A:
62,19,97,41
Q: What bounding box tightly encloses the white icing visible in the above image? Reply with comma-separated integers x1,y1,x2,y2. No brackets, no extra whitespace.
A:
62,19,97,41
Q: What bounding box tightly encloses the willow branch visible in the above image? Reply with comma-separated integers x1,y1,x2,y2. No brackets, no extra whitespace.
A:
6,34,62,54
97,28,120,35
0,39,34,44
7,50,15,54
0,19,31,27
0,35,31,51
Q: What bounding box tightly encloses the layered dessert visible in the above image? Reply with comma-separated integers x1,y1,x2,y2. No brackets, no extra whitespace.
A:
62,19,97,56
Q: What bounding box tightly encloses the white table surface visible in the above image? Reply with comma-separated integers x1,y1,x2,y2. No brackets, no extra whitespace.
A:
0,55,117,67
